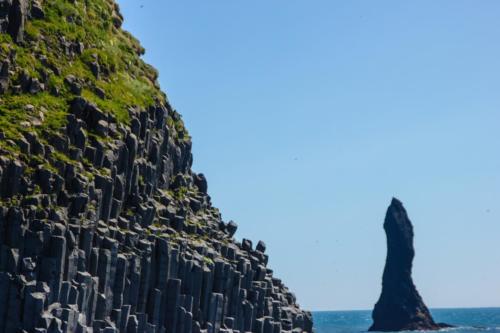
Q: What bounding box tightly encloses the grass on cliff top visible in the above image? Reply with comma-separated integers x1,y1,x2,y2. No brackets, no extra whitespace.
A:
0,0,171,142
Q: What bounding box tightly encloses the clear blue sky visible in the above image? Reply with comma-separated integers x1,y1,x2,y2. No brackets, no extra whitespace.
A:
118,1,500,311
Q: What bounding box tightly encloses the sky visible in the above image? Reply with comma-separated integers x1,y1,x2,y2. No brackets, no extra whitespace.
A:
117,1,500,311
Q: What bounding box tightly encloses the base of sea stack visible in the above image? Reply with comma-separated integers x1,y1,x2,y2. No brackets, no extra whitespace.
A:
369,321,453,332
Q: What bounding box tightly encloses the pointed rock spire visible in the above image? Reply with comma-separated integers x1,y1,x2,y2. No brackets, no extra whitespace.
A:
369,198,451,331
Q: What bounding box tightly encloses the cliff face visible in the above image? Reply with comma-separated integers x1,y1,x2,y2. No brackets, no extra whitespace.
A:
369,198,444,332
0,1,313,332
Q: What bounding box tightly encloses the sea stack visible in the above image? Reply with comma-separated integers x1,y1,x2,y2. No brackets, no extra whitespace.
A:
369,198,449,331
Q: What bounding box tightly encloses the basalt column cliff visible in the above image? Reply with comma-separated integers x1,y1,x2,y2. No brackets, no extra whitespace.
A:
0,1,313,332
369,198,450,332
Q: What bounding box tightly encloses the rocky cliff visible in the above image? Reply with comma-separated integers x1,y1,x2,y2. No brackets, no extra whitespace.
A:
0,1,313,332
369,198,449,332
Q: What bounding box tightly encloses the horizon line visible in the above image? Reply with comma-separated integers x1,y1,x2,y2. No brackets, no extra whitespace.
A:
312,306,500,313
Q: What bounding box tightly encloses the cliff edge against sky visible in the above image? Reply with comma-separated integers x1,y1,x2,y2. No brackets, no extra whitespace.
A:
0,1,313,332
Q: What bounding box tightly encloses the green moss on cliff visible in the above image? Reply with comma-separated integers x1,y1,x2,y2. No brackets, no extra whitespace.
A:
0,0,177,144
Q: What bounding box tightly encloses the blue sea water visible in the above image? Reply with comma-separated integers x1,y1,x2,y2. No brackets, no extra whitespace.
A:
313,308,500,333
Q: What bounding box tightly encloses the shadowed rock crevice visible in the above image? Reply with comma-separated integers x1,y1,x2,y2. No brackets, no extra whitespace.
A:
0,0,27,43
369,198,452,332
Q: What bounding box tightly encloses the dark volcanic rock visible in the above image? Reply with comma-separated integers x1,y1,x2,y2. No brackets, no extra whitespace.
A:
4,0,27,43
369,198,450,332
0,1,313,331
0,59,9,93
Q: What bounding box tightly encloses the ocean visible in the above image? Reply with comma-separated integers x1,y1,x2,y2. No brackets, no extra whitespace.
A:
313,308,500,333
